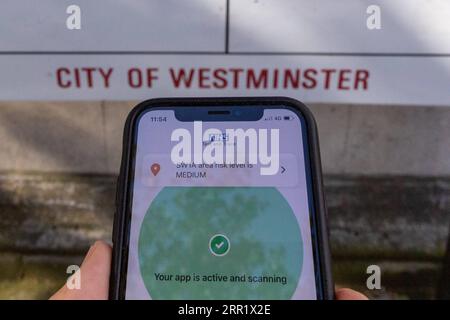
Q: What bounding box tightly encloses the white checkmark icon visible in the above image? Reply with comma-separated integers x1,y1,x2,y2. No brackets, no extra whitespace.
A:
209,234,230,256
215,241,224,249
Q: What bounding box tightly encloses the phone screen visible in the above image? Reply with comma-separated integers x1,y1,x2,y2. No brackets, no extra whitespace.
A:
124,106,321,299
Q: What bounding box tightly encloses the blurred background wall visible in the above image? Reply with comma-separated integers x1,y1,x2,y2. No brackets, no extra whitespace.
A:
0,101,448,299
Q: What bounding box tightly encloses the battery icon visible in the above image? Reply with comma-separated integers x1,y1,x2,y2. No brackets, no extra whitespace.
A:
284,116,293,121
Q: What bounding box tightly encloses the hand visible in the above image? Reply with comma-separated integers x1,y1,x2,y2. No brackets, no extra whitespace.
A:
335,288,368,300
50,241,112,300
50,240,368,300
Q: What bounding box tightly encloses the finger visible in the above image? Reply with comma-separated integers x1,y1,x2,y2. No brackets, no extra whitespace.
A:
50,240,112,300
335,288,369,300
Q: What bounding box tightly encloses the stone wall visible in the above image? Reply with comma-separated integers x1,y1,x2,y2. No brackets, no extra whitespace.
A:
1,101,450,176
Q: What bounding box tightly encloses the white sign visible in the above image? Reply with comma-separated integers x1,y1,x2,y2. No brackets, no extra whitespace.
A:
1,0,450,105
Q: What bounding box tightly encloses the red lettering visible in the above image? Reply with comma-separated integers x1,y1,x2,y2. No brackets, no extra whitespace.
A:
354,70,369,90
146,68,158,88
212,68,227,89
321,69,336,89
246,69,268,89
170,68,195,88
74,68,81,88
283,69,301,89
229,68,244,89
338,69,351,90
303,69,317,89
81,67,95,88
128,68,142,88
272,69,279,89
198,68,211,89
98,68,113,88
56,68,71,88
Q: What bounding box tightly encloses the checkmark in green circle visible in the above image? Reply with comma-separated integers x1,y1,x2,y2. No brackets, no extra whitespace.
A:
209,234,230,256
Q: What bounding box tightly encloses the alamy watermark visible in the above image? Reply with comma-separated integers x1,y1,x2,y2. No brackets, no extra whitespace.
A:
366,5,382,30
66,5,81,30
366,264,381,290
171,121,280,175
66,265,81,290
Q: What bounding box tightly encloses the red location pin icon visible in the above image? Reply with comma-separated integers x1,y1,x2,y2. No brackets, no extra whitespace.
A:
151,163,160,176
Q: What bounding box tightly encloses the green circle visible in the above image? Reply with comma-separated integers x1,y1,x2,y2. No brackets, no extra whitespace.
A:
138,187,303,299
209,234,230,256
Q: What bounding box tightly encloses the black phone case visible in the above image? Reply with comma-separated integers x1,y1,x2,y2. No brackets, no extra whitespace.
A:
109,97,334,300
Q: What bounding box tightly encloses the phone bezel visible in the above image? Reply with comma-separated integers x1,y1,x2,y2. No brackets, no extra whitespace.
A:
109,97,334,300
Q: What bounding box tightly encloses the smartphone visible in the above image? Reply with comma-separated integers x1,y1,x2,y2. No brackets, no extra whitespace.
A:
109,97,333,300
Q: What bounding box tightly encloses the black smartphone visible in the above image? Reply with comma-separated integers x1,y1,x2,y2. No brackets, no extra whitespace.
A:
110,97,333,300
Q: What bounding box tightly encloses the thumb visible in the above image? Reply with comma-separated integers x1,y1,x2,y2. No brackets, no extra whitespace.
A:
335,288,369,300
50,240,112,300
